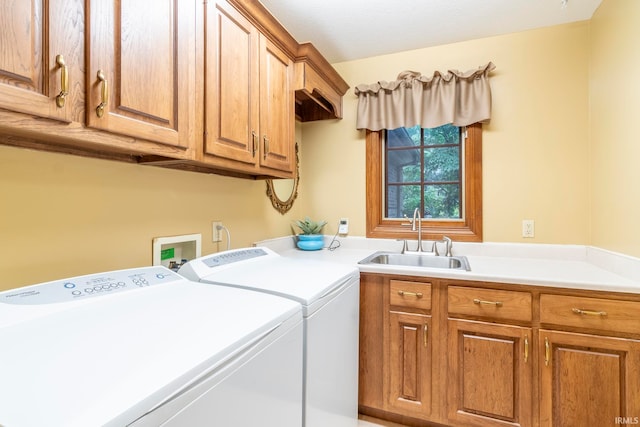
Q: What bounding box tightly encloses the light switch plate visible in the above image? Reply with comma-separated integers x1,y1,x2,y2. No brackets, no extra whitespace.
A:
338,218,349,235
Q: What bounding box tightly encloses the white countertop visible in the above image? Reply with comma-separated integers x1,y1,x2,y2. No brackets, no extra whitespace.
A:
255,236,640,295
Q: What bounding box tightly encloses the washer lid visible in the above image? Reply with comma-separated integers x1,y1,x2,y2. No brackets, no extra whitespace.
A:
186,252,359,307
0,270,301,427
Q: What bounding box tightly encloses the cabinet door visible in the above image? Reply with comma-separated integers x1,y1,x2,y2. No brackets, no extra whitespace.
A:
388,311,432,418
448,319,533,427
539,330,640,427
205,0,260,166
0,0,83,122
86,0,194,148
259,35,294,173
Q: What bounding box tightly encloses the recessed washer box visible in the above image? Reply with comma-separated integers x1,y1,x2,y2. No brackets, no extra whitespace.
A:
152,234,202,270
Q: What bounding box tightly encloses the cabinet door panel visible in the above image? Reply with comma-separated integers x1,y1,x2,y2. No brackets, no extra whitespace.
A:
205,0,259,164
0,0,83,122
259,35,294,172
539,330,640,427
0,1,39,86
388,311,432,418
87,0,192,147
448,319,532,427
119,1,173,122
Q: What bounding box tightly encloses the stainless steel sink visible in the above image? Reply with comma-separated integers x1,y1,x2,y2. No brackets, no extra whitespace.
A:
358,251,471,271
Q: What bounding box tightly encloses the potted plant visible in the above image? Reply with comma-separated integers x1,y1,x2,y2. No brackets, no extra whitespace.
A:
294,217,327,251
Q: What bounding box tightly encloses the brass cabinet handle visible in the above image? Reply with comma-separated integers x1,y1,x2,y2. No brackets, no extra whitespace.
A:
544,337,550,366
96,70,108,118
263,135,269,159
473,298,503,307
55,55,69,108
572,308,607,317
524,335,529,363
423,323,428,348
397,290,423,298
252,131,258,156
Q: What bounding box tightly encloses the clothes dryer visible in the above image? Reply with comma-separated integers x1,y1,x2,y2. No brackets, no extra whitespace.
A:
179,247,360,427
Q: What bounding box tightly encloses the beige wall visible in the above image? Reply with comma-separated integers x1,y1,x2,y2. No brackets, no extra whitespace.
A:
0,138,304,290
589,0,640,257
4,3,639,289
301,22,592,245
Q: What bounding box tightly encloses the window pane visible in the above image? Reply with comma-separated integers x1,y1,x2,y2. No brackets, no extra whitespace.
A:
424,124,460,146
386,184,420,218
423,146,460,182
387,126,421,147
387,149,420,183
424,184,461,219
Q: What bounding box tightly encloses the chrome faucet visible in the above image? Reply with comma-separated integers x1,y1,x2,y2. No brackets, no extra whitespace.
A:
443,236,452,257
411,208,423,252
401,210,448,256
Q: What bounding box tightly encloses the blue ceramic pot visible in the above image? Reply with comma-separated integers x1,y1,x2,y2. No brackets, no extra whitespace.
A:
296,234,324,251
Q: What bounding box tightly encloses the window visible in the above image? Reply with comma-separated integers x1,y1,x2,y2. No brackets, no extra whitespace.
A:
386,124,462,220
366,123,483,242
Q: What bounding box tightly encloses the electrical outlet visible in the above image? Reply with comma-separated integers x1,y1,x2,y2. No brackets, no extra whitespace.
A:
212,221,223,242
522,219,535,238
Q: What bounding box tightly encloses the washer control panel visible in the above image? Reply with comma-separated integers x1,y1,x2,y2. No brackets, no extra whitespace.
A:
202,247,269,268
1,267,181,305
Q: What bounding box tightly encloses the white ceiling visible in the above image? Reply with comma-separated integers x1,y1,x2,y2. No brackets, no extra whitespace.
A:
259,0,603,63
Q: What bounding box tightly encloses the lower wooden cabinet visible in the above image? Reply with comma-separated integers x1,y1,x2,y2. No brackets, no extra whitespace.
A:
539,329,640,427
359,274,442,425
388,311,432,418
359,273,640,427
448,319,533,427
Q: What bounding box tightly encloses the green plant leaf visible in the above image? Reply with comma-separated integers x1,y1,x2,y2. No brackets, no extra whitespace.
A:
294,217,327,234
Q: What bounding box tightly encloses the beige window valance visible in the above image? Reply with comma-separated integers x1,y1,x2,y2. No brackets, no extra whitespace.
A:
354,62,495,131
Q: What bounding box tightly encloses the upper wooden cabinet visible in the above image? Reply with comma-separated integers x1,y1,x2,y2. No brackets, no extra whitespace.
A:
259,35,295,172
294,43,350,122
204,0,258,166
0,0,84,123
203,0,294,177
0,0,347,179
86,0,196,153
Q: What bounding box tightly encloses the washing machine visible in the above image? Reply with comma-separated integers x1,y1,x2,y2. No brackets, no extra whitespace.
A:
179,247,360,427
0,266,303,427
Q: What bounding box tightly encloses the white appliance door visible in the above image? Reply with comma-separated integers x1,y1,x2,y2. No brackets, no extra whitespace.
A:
131,317,304,427
0,279,301,427
305,276,360,427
